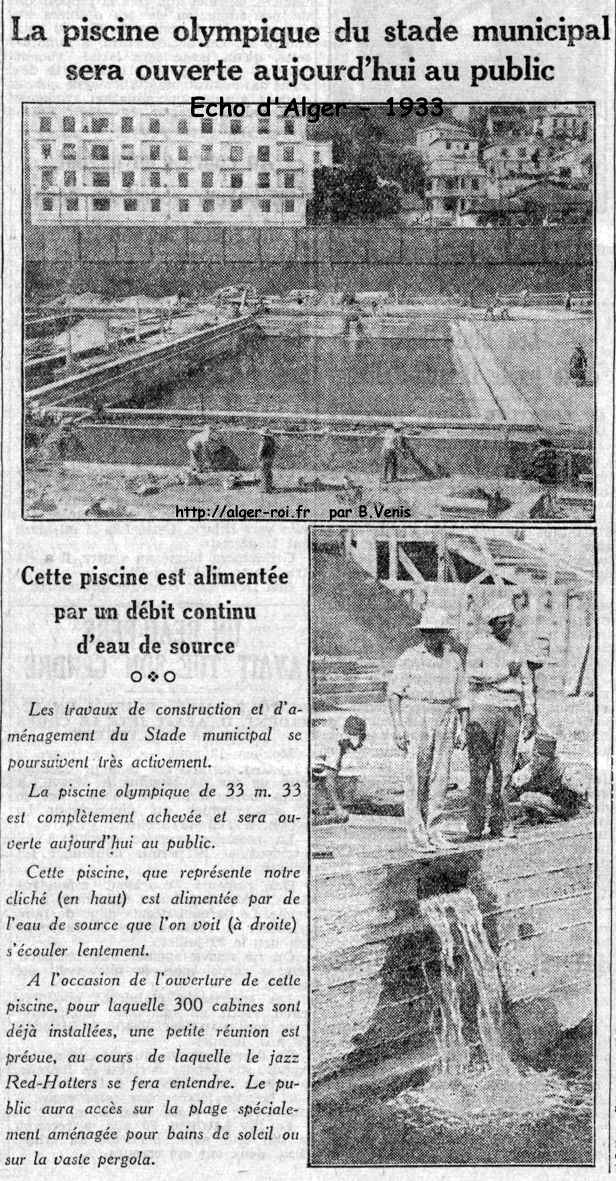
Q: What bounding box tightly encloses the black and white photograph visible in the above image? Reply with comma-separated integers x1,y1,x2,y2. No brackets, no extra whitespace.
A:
310,525,594,1167
24,101,593,522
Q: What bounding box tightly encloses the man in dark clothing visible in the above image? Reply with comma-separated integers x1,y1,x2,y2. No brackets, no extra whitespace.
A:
530,437,559,485
569,345,588,387
510,731,590,825
258,427,276,493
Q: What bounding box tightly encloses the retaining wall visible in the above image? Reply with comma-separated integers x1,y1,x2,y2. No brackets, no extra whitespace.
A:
25,223,593,299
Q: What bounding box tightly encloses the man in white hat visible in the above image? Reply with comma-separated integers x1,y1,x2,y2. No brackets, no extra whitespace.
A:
465,596,536,841
388,607,468,851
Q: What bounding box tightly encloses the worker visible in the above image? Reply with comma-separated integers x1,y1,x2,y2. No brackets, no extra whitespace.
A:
569,344,588,387
465,597,537,841
187,425,222,474
388,607,468,852
509,731,590,826
257,426,276,493
312,714,367,825
530,436,559,485
381,421,404,485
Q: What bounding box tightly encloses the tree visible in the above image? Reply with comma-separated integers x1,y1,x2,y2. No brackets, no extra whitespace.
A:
308,165,401,223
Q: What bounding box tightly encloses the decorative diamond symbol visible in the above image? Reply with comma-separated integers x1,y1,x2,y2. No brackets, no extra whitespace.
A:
148,671,159,682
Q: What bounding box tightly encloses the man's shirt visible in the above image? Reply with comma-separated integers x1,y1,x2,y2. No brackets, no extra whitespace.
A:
466,630,534,713
388,643,467,707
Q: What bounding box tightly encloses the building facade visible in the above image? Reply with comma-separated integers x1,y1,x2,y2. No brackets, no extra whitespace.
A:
417,127,485,224
27,104,332,226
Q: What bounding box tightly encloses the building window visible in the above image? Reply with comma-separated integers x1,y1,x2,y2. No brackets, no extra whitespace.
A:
41,168,54,188
464,142,469,150
121,143,134,160
41,143,52,159
122,116,134,133
201,118,213,134
149,118,160,134
230,172,243,189
231,198,243,212
150,170,161,187
39,116,52,132
178,171,189,188
66,196,79,212
178,118,188,134
284,119,295,135
63,116,76,133
471,178,479,190
519,147,526,158
179,198,189,212
63,143,76,160
122,171,135,188
63,171,76,187
124,198,138,211
178,145,189,161
260,199,271,213
314,150,321,165
258,119,270,134
150,144,161,161
257,172,270,189
92,171,110,188
283,172,295,189
201,144,213,161
445,141,451,150
42,196,53,211
230,145,243,162
92,117,110,133
257,145,270,163
202,198,214,213
91,143,109,161
201,171,213,189
151,197,161,212
284,199,295,213
230,119,242,135
93,196,110,211
283,145,295,163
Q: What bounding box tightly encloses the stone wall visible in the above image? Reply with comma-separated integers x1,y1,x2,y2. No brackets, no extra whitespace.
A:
25,223,593,300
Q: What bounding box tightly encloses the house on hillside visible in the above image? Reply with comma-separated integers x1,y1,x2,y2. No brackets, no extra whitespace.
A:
417,127,486,224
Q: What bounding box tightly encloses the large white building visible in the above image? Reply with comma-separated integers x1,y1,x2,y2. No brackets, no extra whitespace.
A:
416,125,485,224
27,104,332,226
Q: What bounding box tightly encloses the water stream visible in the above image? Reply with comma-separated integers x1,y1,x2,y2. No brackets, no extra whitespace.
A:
390,889,585,1128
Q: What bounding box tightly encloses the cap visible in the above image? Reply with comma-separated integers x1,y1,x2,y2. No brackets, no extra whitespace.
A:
343,715,367,740
485,596,514,623
418,607,451,631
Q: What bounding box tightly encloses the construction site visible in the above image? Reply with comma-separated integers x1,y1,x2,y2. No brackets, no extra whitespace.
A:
310,526,594,1167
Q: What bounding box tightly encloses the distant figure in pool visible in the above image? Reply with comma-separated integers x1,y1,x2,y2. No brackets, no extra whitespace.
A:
187,425,218,474
569,344,588,387
381,422,404,485
258,427,276,493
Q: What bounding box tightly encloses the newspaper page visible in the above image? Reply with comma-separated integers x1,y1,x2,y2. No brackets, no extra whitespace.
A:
1,0,613,1177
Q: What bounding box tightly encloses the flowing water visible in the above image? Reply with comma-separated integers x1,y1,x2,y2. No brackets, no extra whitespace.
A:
390,890,580,1127
313,888,592,1166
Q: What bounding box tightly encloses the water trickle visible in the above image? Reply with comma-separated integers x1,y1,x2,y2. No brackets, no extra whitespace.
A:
390,889,581,1127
